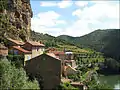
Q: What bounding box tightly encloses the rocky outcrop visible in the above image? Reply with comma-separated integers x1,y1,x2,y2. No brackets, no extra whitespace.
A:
0,0,33,41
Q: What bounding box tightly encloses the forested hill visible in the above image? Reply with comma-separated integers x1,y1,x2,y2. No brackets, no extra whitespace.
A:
30,30,95,53
30,30,73,47
57,29,120,61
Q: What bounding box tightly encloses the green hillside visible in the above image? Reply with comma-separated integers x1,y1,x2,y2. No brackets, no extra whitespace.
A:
30,30,93,53
30,30,73,47
57,29,120,61
31,30,120,74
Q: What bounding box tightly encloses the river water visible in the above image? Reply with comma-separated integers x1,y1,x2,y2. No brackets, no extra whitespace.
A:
99,75,120,89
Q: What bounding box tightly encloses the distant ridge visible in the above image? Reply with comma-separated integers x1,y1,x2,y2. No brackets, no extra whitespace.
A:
57,29,120,61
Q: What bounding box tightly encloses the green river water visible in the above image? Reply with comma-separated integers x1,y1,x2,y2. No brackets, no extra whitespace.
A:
99,75,120,89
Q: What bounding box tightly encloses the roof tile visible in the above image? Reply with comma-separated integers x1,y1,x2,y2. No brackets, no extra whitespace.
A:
27,41,45,46
13,46,31,54
7,38,24,45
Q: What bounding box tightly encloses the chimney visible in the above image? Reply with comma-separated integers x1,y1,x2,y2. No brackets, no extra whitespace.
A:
39,41,42,44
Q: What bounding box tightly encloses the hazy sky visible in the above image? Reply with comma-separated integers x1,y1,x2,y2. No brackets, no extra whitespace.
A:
30,0,119,37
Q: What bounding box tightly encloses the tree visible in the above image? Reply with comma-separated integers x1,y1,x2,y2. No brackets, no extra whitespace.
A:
55,82,78,90
87,79,113,90
0,59,40,89
104,58,120,73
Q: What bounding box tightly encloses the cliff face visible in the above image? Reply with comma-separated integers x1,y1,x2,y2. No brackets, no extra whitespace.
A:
0,0,33,41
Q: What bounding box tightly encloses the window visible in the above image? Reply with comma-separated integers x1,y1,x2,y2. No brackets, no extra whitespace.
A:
37,48,39,51
10,50,13,54
42,48,44,51
14,50,18,55
27,56,31,60
36,47,39,51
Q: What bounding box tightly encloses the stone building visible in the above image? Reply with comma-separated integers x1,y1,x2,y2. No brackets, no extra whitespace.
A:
23,41,45,58
25,54,61,89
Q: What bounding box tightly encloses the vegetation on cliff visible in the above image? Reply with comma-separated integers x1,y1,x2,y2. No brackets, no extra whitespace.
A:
0,0,32,42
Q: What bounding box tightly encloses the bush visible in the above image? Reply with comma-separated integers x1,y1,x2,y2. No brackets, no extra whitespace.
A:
89,82,113,90
55,82,78,90
0,59,40,89
7,55,24,68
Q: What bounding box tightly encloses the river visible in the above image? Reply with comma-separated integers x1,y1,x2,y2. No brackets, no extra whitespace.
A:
99,75,120,89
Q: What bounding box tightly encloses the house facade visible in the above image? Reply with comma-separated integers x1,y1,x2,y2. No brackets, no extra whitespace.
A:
9,46,32,65
64,60,77,68
64,65,77,76
23,41,45,58
46,48,65,60
25,54,61,89
46,48,77,77
6,38,45,65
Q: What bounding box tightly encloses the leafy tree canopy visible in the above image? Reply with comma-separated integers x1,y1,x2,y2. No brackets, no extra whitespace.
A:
0,59,40,89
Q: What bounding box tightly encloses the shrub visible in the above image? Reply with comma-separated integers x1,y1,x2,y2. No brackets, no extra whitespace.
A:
7,55,24,68
0,59,40,89
55,82,78,90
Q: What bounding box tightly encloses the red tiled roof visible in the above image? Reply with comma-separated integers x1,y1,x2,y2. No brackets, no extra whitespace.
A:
7,38,24,45
46,47,57,51
46,53,56,58
53,51,65,55
46,53,60,59
27,41,45,47
13,46,31,54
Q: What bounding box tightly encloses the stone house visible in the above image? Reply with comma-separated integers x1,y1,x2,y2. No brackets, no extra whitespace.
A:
25,54,61,89
46,48,65,60
53,51,65,60
6,38,31,65
64,60,77,68
0,43,8,59
46,49,77,77
9,46,31,65
23,41,45,58
46,47,57,53
6,38,45,66
63,65,77,77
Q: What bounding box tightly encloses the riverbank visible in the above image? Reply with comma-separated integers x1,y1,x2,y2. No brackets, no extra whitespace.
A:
99,75,120,89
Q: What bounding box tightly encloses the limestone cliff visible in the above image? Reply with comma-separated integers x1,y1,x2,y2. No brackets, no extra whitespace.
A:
0,0,33,41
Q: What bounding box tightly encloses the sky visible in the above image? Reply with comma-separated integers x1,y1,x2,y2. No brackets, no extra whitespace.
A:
30,0,119,37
